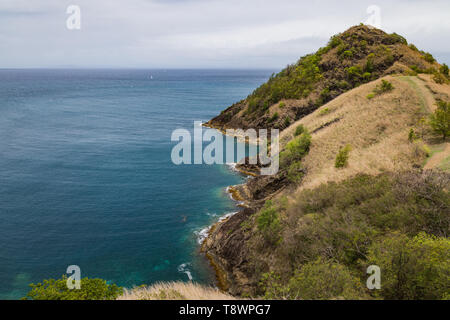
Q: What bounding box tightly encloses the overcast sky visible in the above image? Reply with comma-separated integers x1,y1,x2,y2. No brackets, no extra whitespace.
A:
1,0,449,69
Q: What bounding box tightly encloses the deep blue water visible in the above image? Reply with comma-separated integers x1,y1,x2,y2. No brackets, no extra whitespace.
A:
0,69,272,299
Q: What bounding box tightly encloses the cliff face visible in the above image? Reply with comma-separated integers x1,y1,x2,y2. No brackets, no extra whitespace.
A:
203,26,450,298
205,25,438,132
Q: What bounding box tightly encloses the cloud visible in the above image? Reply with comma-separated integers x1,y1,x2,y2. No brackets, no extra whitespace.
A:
0,0,449,68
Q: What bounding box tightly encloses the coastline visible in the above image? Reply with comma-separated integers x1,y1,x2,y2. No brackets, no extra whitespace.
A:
199,163,255,292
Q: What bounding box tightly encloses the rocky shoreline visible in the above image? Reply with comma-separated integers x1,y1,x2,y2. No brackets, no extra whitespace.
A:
199,157,257,294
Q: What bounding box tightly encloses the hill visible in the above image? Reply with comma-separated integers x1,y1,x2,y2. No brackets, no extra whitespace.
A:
203,43,450,299
205,25,443,132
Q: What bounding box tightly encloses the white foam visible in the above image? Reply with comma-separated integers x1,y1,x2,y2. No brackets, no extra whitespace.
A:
177,263,193,281
195,211,239,245
194,225,212,244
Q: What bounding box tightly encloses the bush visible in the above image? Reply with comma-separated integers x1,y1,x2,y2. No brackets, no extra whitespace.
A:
261,258,366,300
377,79,394,93
318,107,330,116
286,259,366,300
423,52,435,63
367,93,375,100
342,50,353,58
347,66,363,83
269,112,279,123
279,102,286,109
257,201,281,244
367,233,450,300
294,124,305,137
440,64,449,76
284,116,291,127
328,35,342,48
287,161,305,183
24,276,123,300
335,144,351,168
429,101,450,140
281,131,312,166
433,72,448,84
408,44,418,51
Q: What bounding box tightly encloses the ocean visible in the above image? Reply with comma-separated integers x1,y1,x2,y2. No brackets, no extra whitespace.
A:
0,69,273,299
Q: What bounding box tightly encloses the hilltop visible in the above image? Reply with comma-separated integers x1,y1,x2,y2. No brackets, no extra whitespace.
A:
205,25,443,132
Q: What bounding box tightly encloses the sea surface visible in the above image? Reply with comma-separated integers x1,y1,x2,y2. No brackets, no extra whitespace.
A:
0,69,273,299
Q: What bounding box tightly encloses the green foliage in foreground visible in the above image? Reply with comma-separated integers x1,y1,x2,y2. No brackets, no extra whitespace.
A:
429,100,450,140
24,276,123,300
262,258,367,300
254,171,449,300
367,232,450,300
335,144,351,168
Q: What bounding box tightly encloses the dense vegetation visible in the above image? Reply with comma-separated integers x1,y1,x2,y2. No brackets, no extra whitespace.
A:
248,171,449,299
24,276,122,300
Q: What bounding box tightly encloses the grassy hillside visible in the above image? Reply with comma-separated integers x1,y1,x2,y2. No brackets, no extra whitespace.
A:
205,25,445,131
204,70,450,299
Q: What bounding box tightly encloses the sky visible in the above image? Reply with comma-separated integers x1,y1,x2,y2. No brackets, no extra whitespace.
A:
1,0,450,69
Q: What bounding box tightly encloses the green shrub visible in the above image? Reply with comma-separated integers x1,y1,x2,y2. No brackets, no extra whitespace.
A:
367,93,375,100
328,35,342,48
367,232,450,300
423,52,435,63
408,43,418,51
257,201,281,244
377,79,394,93
429,101,450,140
318,88,331,104
24,276,123,300
284,116,291,127
279,102,286,109
281,131,312,166
347,66,363,82
269,112,279,123
294,124,305,136
287,161,304,183
433,72,448,84
440,64,449,76
318,107,330,116
342,50,353,58
362,72,372,81
335,144,351,168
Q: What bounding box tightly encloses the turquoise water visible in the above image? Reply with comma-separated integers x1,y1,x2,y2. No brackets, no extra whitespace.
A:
0,69,272,299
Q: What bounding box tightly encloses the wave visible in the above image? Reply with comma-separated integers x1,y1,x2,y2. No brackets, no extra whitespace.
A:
177,263,193,281
195,211,238,245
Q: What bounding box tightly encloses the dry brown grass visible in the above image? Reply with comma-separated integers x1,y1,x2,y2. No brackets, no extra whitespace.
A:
280,75,449,191
118,281,236,300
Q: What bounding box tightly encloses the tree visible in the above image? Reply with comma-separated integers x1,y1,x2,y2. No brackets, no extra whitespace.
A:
367,233,450,300
24,276,123,300
429,101,450,140
287,258,365,299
